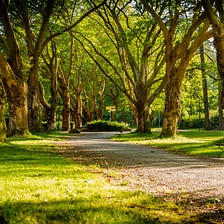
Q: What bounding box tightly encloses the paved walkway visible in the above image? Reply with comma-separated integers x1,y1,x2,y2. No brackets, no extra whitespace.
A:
58,132,224,198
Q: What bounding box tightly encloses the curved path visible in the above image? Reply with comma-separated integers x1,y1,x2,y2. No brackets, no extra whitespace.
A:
58,132,224,198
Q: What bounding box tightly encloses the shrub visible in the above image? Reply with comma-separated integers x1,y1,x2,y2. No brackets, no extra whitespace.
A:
178,116,220,129
178,118,204,129
86,120,131,132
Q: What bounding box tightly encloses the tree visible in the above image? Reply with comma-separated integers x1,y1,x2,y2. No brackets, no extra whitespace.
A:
0,1,29,136
7,0,59,132
200,44,211,130
41,39,59,131
141,0,212,137
58,59,71,131
202,0,224,129
82,66,106,123
0,0,106,134
50,0,106,131
0,77,6,141
76,0,165,133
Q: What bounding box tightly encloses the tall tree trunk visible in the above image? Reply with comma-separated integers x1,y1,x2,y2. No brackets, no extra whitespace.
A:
73,95,83,130
0,3,29,136
0,78,6,141
28,57,42,132
0,54,29,136
135,102,152,133
130,103,138,127
58,65,71,131
42,44,58,132
160,34,211,137
6,82,29,136
161,62,184,137
218,83,224,129
214,25,224,128
142,0,211,137
202,0,224,129
83,89,96,122
39,80,57,132
200,44,211,130
60,87,71,131
47,84,57,131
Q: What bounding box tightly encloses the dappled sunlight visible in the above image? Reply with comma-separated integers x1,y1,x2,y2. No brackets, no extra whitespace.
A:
0,194,187,224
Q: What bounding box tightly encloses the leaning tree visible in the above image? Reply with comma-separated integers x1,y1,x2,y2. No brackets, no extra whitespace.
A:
141,0,213,137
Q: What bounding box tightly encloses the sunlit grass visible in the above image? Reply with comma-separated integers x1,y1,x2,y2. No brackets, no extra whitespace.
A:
0,131,222,223
112,129,224,157
0,132,206,224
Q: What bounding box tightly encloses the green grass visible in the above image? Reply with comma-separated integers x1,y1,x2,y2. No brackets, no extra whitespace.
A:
0,131,223,223
112,129,224,158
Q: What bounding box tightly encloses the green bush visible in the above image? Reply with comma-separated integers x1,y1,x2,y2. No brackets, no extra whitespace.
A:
86,120,131,132
178,118,204,129
178,116,220,129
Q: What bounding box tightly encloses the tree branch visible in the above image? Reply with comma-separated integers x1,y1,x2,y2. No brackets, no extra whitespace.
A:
42,0,106,49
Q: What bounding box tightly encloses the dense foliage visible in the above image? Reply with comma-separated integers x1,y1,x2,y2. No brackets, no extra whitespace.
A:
0,0,223,139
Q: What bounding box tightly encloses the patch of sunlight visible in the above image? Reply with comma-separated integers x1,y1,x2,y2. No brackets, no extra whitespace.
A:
9,139,58,146
132,136,203,145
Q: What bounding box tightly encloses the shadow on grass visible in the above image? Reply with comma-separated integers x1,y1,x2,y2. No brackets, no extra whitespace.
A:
1,198,158,224
160,192,224,224
198,210,224,224
1,193,224,224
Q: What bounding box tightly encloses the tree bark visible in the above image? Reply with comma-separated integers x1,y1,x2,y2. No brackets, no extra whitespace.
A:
218,83,224,129
38,80,57,132
96,81,106,120
73,95,83,130
47,78,57,131
61,94,71,131
0,54,29,136
202,0,224,129
83,90,96,122
28,57,43,132
0,2,29,136
160,66,183,137
59,77,71,131
0,78,6,141
200,44,211,130
136,113,152,133
41,41,58,132
213,25,224,122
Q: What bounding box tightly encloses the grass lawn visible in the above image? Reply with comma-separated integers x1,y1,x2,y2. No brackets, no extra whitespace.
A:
0,131,223,223
112,129,224,158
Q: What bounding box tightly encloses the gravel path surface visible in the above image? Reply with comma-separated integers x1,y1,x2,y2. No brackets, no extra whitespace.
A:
57,132,224,199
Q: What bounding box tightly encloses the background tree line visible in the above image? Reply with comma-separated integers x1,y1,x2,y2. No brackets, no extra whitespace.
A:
0,0,223,141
